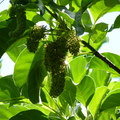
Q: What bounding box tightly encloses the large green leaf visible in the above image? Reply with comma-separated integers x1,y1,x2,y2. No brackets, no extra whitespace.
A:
28,60,47,103
0,104,28,120
0,75,20,102
7,38,26,62
90,69,111,88
13,48,35,88
101,89,120,111
69,56,87,84
91,23,108,43
90,52,120,75
76,76,95,106
89,1,111,23
9,109,48,120
88,86,108,118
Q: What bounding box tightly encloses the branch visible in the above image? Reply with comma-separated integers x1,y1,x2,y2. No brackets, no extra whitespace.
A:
0,0,4,4
82,40,120,74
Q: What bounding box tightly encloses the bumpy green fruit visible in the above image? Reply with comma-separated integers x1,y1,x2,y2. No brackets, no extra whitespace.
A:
27,25,46,53
44,37,67,97
9,5,26,38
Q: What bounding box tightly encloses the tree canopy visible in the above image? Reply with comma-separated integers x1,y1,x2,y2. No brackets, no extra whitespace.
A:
0,0,120,119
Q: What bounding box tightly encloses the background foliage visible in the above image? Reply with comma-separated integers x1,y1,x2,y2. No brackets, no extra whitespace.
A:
0,0,120,120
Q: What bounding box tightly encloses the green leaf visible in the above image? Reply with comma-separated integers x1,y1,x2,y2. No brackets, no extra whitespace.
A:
81,0,93,12
0,104,28,120
88,86,108,118
37,0,45,16
0,75,20,102
91,23,108,43
69,56,87,84
58,0,70,6
89,1,110,22
58,10,74,24
60,78,76,106
75,10,84,36
76,76,95,106
0,10,9,22
90,69,111,88
101,89,120,111
9,109,48,120
7,38,26,62
49,1,75,19
90,52,120,75
82,11,92,26
0,28,15,58
113,15,120,29
28,60,47,103
13,48,35,88
97,108,116,120
104,0,120,7
111,82,120,90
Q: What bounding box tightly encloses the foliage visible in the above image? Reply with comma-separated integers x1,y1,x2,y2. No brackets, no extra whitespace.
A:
0,0,120,119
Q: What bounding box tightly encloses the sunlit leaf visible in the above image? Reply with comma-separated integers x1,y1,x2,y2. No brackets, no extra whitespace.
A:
76,76,95,106
69,56,87,84
90,52,120,75
13,48,35,88
91,23,108,43
88,86,108,117
7,38,26,62
89,1,110,23
90,69,111,88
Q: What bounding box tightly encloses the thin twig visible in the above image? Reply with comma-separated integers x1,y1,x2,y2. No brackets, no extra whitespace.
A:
0,0,4,4
82,40,120,74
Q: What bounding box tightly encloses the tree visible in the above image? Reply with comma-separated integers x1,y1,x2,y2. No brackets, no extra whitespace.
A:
0,0,120,119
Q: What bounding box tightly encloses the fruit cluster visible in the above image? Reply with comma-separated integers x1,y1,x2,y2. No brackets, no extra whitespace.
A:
45,21,80,97
9,5,26,38
66,30,80,56
27,25,46,53
44,36,67,97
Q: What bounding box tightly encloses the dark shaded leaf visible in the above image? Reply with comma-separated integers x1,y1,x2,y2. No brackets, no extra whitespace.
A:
101,89,120,111
0,75,20,102
37,0,45,16
75,10,84,36
9,109,48,120
81,0,93,12
104,0,120,7
28,60,47,103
